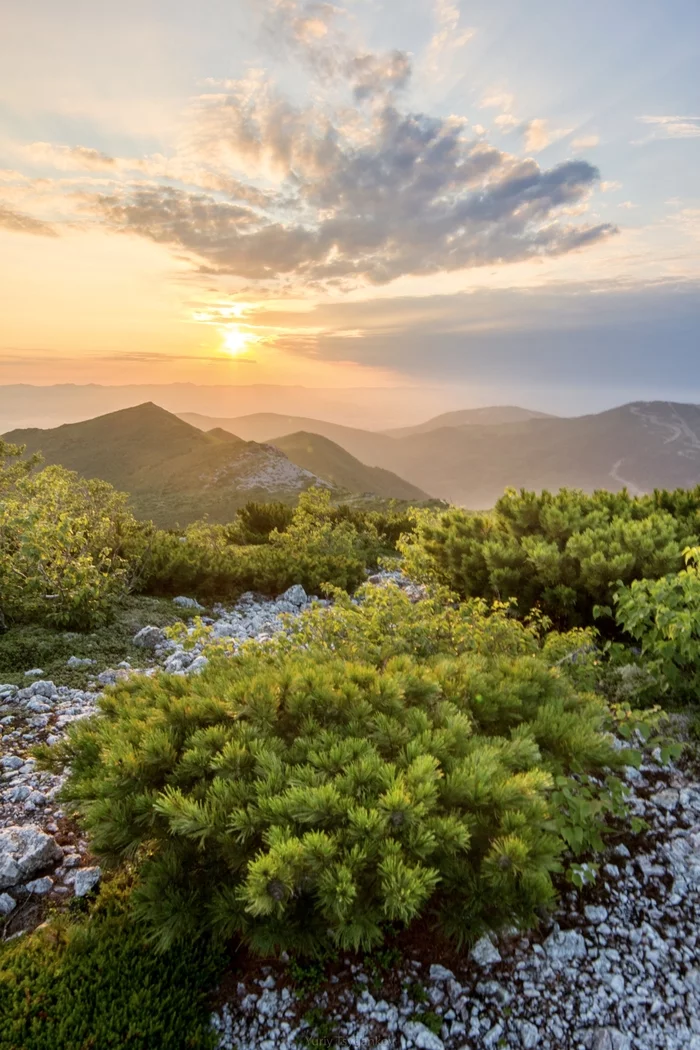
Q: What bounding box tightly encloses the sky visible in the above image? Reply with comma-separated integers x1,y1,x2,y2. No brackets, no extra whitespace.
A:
0,0,698,413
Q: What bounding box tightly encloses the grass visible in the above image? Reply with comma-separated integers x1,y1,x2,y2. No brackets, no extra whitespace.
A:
0,877,224,1050
0,596,194,688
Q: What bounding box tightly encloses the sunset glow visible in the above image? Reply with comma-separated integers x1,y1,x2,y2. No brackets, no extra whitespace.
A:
0,1,698,407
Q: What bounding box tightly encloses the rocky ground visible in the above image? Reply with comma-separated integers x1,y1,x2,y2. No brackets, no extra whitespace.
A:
2,577,699,1049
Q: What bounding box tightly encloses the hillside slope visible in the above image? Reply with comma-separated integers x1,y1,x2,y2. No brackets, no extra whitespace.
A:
272,432,429,500
4,403,325,526
180,412,398,468
383,401,700,506
385,405,554,437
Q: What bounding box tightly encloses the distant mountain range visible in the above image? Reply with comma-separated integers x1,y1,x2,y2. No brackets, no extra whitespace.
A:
184,401,700,507
4,404,428,525
7,399,700,517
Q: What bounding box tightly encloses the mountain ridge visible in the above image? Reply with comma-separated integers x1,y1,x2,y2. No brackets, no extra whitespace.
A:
3,403,428,524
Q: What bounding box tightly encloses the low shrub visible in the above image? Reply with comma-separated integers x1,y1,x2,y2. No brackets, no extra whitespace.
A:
45,640,621,957
140,489,381,600
399,487,699,629
0,877,222,1050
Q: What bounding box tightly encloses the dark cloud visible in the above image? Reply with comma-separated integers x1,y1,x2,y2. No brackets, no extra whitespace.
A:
0,202,57,237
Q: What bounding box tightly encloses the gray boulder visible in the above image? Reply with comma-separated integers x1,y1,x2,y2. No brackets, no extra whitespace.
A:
0,826,63,889
133,626,166,650
587,1028,632,1050
173,596,205,610
279,584,307,607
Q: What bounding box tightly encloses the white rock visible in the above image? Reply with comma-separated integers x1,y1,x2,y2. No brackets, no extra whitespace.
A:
429,964,455,982
402,1020,444,1050
279,584,307,607
543,928,587,963
0,825,63,889
24,669,44,678
517,1019,540,1048
584,905,608,925
173,596,205,610
70,866,101,897
133,626,166,650
587,1028,632,1050
470,935,502,967
66,656,96,669
651,789,680,812
0,892,16,916
24,876,53,895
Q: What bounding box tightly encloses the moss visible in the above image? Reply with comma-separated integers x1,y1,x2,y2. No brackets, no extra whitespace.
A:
0,596,192,688
0,878,223,1050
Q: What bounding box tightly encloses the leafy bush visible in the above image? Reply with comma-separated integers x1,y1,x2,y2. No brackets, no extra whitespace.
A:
141,489,381,600
613,546,700,702
0,462,147,630
400,487,699,628
0,877,222,1050
46,636,620,956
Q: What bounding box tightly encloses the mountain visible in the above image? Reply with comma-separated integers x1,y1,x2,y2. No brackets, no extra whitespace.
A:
381,401,700,507
180,412,397,467
3,403,327,526
384,405,554,437
181,401,700,508
272,432,429,500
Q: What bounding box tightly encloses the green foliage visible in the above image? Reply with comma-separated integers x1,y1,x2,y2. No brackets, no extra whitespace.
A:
46,617,621,956
227,500,295,544
0,465,147,630
141,488,382,600
0,877,222,1050
400,487,700,628
0,596,188,688
613,546,700,702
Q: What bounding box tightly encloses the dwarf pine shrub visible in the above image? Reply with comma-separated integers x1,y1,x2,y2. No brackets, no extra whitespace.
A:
399,487,700,628
46,643,619,956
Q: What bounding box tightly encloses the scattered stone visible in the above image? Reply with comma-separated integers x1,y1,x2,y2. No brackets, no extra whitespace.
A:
173,596,205,610
0,825,63,889
584,905,608,925
0,891,16,916
24,669,44,678
587,1028,632,1050
470,935,501,967
24,876,53,895
543,928,587,964
279,584,307,607
66,656,96,669
70,866,101,897
133,626,166,650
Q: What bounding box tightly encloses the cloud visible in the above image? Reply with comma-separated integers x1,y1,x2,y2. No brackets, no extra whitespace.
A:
601,180,622,192
89,102,615,285
24,142,116,171
637,115,700,140
521,118,572,153
571,134,599,151
264,0,411,102
0,202,57,237
424,0,475,81
494,114,519,130
480,92,516,111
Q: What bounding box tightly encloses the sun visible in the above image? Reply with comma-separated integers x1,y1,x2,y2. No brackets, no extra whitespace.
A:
222,325,256,355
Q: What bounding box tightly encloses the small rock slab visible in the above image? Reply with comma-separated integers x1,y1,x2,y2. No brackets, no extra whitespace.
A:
0,825,63,889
